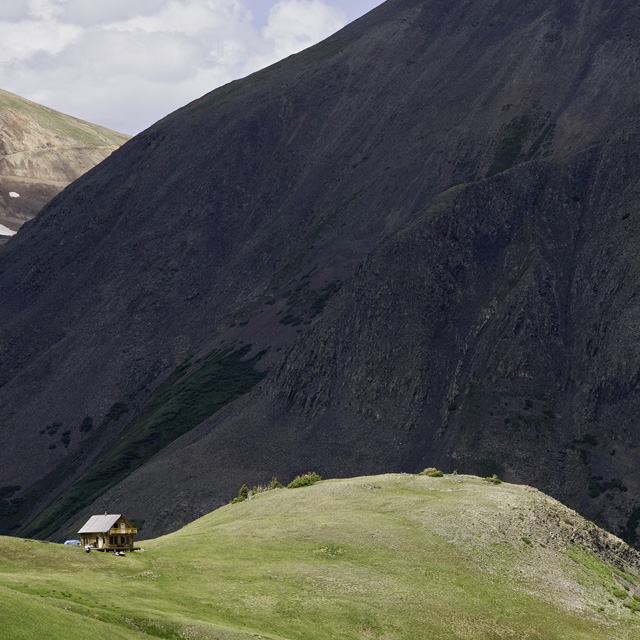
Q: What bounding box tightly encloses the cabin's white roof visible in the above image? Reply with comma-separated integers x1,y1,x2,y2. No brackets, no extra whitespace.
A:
78,514,122,533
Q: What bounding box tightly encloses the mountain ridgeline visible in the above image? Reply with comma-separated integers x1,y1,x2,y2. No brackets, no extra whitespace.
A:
1,0,640,543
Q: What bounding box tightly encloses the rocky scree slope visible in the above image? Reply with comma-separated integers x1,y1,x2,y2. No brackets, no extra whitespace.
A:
0,0,639,543
0,88,129,236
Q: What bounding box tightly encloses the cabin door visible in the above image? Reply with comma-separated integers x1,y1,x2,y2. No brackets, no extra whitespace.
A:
98,536,103,549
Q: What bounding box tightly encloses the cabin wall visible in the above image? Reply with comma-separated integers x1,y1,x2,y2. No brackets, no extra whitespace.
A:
107,532,134,548
81,534,99,548
79,516,137,550
81,531,135,550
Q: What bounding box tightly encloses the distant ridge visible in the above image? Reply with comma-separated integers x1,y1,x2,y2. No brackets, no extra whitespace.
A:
0,88,129,235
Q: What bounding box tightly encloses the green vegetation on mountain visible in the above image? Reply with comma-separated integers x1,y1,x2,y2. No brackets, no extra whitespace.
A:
18,347,266,540
1,474,639,640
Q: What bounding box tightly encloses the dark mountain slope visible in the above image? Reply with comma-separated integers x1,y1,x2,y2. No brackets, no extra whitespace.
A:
86,121,640,541
1,0,640,541
266,125,640,538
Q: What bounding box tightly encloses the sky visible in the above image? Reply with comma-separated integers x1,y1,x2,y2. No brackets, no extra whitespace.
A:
0,0,385,135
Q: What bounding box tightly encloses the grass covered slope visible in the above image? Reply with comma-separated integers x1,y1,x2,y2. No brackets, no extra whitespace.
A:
1,474,639,640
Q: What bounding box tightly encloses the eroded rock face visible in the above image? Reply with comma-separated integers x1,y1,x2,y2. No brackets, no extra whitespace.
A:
263,129,640,538
0,90,129,233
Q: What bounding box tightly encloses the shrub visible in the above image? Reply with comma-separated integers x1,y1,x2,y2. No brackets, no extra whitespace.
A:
45,422,62,436
583,434,598,447
287,472,322,489
231,484,249,504
624,599,640,612
106,402,128,422
483,474,502,485
420,467,444,477
232,476,285,502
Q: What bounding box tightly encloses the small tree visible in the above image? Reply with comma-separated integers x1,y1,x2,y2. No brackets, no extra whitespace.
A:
231,483,250,503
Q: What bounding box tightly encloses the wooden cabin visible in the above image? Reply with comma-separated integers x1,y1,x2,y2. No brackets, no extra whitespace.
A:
78,514,137,551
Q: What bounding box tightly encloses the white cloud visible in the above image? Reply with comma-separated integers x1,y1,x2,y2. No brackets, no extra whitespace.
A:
106,0,250,36
58,0,164,26
67,29,204,82
0,21,80,64
0,2,29,21
27,0,63,20
263,0,345,60
0,0,351,135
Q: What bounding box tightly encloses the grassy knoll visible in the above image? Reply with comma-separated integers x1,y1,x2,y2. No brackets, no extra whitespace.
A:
1,474,639,639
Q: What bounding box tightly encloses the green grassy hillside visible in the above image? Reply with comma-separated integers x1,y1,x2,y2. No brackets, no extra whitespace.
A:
1,474,639,639
0,88,128,147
